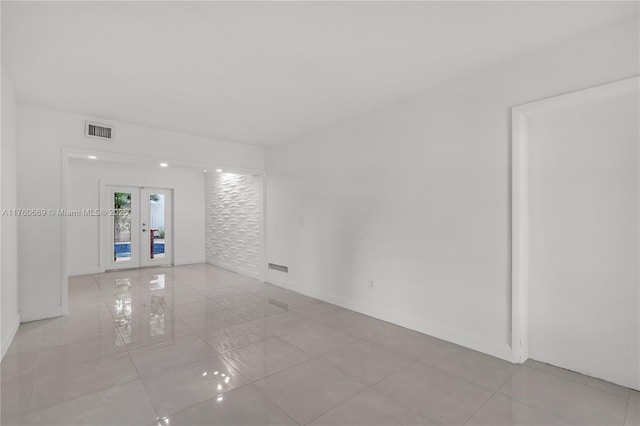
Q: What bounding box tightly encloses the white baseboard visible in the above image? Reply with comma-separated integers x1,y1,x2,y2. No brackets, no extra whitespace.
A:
68,266,101,276
265,276,295,290
73,260,206,275
266,277,512,362
1,313,21,360
206,260,262,281
19,304,65,323
174,258,206,266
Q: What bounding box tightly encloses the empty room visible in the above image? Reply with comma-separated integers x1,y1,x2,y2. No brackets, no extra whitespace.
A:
1,1,638,425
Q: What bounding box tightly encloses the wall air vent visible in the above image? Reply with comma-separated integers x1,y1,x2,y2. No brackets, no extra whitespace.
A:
85,121,114,141
268,263,288,273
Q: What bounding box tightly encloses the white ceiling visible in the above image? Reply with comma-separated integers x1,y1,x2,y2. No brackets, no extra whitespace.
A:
2,1,637,146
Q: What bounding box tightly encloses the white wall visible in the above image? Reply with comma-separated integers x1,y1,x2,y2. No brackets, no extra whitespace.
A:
205,171,263,279
265,18,639,360
17,105,265,322
1,68,20,358
527,85,639,389
68,159,206,275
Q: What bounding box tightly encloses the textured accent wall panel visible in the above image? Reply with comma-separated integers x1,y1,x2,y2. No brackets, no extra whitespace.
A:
205,172,262,277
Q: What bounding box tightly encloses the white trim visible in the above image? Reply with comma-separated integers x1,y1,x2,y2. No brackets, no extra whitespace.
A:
174,258,206,266
510,75,639,364
206,260,262,282
267,276,512,362
68,267,102,276
99,179,105,273
511,108,529,363
19,305,64,323
260,174,268,283
1,314,20,360
61,150,69,317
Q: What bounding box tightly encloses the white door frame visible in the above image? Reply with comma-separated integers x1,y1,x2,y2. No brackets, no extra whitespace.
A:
510,75,639,363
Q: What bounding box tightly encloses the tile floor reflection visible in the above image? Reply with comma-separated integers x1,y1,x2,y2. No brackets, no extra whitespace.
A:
1,264,638,425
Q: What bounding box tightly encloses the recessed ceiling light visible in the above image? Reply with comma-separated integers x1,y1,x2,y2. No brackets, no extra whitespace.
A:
160,163,168,167
216,168,223,172
88,155,97,160
203,169,208,173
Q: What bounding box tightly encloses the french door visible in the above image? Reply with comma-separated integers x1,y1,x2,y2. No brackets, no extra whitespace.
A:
103,185,173,270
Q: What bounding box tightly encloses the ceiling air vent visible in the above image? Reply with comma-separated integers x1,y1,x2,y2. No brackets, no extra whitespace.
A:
85,121,114,141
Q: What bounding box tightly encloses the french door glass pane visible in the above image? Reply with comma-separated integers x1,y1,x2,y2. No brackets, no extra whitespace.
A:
114,192,132,262
148,193,165,260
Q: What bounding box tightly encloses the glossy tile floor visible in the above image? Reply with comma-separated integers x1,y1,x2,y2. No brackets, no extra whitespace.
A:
1,264,638,426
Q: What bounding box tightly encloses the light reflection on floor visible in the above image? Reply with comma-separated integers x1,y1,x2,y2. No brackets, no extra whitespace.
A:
1,264,637,426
